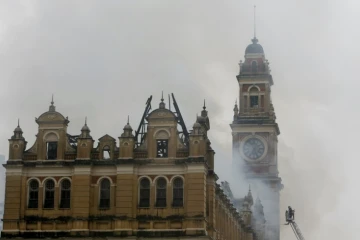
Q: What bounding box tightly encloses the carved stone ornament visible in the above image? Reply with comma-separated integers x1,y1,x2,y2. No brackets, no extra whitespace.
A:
157,111,167,117
47,114,57,120
155,130,169,139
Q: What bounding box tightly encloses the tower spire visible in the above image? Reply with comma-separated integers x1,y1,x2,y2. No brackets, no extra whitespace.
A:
122,115,133,137
159,91,165,109
233,99,238,117
254,5,256,39
17,118,20,127
201,99,208,118
80,116,91,138
49,94,56,112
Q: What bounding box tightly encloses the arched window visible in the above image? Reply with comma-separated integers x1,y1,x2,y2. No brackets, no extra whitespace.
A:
99,178,110,209
60,179,71,209
45,133,58,160
44,179,55,209
155,130,169,158
249,86,259,108
251,60,258,72
139,178,150,208
172,178,184,207
155,178,167,207
103,145,110,159
28,180,39,209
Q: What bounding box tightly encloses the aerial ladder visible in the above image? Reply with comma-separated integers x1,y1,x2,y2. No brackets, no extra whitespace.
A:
285,207,305,240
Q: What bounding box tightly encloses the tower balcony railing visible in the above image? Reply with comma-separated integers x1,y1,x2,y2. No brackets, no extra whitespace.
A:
23,154,37,160
239,65,269,75
64,153,76,160
243,107,265,113
238,108,270,118
134,151,148,158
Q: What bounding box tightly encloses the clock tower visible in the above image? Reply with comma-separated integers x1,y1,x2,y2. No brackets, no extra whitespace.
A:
230,37,283,240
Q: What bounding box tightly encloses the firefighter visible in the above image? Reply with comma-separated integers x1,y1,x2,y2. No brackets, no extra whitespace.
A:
288,206,293,219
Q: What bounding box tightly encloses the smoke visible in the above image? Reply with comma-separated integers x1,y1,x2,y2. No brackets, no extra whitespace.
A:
0,1,359,239
230,144,281,239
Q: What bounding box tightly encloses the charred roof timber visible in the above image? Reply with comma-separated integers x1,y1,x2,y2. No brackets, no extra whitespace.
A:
134,93,189,148
67,134,79,148
134,95,152,148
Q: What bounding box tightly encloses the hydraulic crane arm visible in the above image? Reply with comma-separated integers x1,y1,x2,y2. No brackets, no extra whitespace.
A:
289,221,305,240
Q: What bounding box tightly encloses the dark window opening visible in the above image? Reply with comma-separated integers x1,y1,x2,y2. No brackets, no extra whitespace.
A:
103,146,110,159
139,178,150,208
60,179,71,209
172,178,184,207
251,61,258,72
99,179,110,209
156,178,167,208
250,96,259,108
47,142,58,160
44,180,55,209
28,180,39,209
156,140,168,158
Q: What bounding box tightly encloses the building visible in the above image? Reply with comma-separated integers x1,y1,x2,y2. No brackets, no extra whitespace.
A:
1,94,263,239
0,154,5,236
231,36,283,240
0,202,3,236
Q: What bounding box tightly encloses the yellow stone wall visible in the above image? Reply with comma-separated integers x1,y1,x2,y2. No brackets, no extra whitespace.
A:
2,101,256,239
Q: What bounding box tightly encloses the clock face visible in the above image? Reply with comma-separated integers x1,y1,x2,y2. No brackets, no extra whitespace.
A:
243,137,265,160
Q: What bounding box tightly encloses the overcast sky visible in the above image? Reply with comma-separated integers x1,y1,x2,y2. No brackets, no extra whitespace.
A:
0,0,358,239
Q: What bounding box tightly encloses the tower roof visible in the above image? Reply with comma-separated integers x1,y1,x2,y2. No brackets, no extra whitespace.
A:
81,117,90,132
123,116,132,131
245,37,264,54
36,96,69,125
14,119,22,133
11,119,25,140
193,121,201,129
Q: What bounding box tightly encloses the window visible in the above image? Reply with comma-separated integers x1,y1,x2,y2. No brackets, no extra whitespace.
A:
60,179,71,209
139,178,150,208
251,60,258,72
250,96,259,108
28,180,39,209
103,146,110,159
44,180,55,209
172,178,184,207
156,140,168,158
156,178,167,208
99,178,110,209
47,142,58,160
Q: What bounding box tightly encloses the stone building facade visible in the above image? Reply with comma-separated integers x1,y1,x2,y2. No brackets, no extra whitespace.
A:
1,95,263,239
